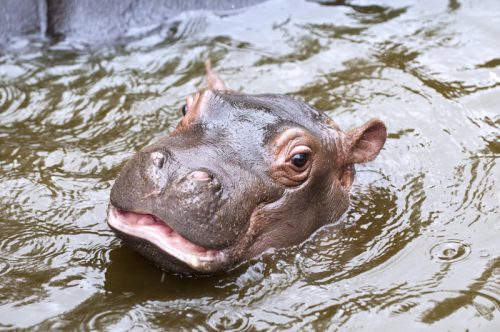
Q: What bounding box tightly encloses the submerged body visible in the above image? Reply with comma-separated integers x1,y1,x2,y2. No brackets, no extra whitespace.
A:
108,63,387,275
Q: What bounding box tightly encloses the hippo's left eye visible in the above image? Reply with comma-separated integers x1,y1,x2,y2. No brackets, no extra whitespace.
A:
270,129,315,186
287,145,312,173
291,153,309,168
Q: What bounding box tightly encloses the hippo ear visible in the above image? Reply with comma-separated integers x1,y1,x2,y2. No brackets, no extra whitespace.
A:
205,60,229,91
345,119,387,164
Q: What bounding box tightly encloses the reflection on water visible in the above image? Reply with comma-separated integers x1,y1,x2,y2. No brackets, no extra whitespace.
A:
0,0,499,329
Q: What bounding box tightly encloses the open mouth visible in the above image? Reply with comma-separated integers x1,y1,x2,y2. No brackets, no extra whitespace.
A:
107,207,228,270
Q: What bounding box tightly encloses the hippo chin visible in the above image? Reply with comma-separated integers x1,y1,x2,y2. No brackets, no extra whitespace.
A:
107,61,387,275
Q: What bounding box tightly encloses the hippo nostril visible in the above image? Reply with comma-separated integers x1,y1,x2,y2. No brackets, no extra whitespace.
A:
151,151,165,168
189,170,211,181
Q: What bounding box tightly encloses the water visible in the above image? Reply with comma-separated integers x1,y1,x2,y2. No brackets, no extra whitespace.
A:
1,0,499,330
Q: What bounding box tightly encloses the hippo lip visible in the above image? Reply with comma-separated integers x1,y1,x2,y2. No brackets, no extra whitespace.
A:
107,206,229,270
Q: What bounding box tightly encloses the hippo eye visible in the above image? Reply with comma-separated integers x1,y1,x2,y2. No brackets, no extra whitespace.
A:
181,104,187,116
291,153,309,168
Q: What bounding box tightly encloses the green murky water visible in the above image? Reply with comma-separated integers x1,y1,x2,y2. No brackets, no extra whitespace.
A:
1,0,499,330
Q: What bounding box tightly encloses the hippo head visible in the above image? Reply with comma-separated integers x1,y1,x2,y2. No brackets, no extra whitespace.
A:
108,62,387,275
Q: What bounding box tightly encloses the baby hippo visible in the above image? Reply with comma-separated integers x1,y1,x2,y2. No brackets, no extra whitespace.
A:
108,62,387,275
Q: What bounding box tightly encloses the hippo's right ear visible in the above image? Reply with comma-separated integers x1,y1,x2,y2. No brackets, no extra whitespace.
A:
345,119,387,164
205,60,229,91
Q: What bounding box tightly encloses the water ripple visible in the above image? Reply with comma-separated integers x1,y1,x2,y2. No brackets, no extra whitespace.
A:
207,308,251,331
0,259,11,277
0,85,29,122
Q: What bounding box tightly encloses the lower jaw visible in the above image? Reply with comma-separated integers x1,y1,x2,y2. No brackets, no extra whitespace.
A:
106,207,234,275
109,226,220,276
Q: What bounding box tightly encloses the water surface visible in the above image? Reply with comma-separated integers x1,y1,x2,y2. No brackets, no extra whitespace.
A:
0,0,499,330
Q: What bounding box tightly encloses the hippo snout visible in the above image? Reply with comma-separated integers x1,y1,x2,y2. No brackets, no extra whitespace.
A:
157,170,236,249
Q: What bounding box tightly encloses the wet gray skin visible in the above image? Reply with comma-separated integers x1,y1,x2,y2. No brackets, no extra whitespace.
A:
108,64,386,274
1,0,499,330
